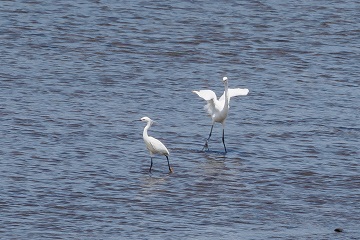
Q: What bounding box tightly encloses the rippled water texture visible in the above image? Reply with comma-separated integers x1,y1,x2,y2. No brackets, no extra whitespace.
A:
1,0,359,239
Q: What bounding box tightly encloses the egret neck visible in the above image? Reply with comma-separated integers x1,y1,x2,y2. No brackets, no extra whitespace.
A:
142,120,152,141
223,79,229,117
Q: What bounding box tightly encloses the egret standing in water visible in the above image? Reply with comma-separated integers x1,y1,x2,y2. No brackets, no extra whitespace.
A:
140,117,173,173
192,77,249,152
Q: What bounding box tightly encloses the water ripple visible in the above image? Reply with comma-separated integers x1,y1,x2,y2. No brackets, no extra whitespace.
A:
1,0,359,239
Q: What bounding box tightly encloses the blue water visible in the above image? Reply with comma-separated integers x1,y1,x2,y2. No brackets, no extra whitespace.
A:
1,1,359,239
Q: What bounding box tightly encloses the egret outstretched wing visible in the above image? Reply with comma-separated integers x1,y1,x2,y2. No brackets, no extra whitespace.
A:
192,90,220,116
219,88,249,102
192,90,217,101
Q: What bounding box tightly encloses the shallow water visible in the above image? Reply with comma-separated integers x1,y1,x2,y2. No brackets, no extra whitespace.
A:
1,0,359,239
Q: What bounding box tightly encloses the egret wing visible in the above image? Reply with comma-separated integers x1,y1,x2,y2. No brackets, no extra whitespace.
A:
229,88,249,97
192,90,217,101
148,136,169,155
193,90,220,116
219,88,249,102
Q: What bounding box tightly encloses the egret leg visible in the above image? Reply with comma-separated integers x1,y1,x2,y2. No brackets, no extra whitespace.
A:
166,156,173,173
222,128,227,153
149,157,153,173
202,124,214,151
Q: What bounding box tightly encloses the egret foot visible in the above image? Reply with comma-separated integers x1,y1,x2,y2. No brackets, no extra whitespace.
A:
202,141,209,151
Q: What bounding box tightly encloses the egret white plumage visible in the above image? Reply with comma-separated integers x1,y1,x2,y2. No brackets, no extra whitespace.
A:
140,117,173,173
192,77,249,152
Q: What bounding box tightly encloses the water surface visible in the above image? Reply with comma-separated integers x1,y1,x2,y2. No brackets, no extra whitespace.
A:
1,0,359,239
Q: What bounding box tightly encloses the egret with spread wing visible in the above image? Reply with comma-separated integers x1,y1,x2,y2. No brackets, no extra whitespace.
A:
192,77,249,152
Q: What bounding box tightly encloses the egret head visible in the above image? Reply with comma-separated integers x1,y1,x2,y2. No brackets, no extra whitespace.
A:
140,116,154,125
141,116,151,122
222,76,228,83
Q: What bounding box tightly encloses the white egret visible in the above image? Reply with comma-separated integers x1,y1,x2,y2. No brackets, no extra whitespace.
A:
140,117,173,173
192,77,249,152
